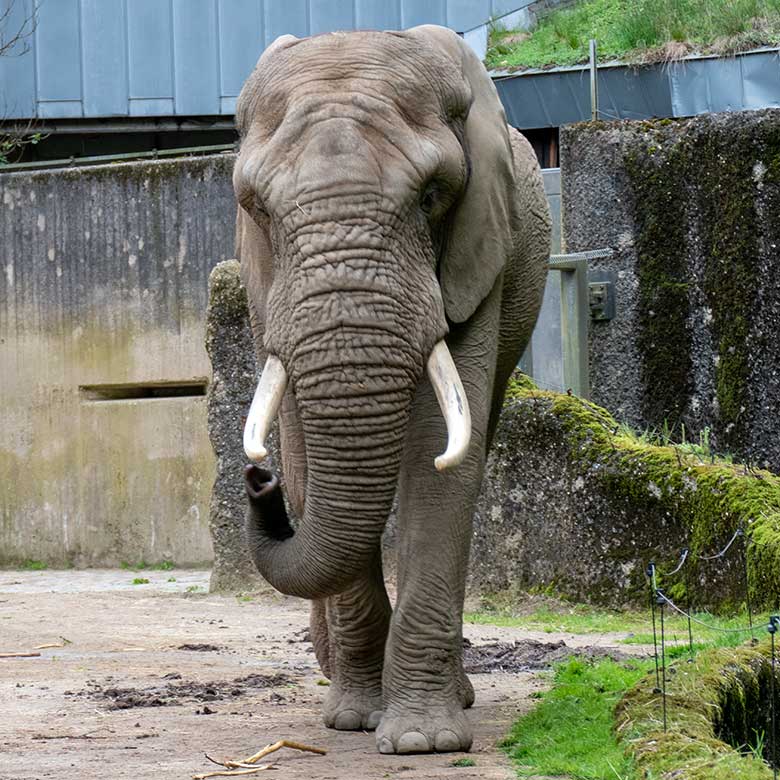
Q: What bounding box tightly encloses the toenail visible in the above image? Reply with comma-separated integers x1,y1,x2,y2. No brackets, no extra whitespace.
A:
334,710,361,730
397,731,431,754
434,729,461,752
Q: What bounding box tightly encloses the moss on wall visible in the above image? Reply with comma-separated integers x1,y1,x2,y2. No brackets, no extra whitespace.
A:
504,375,780,609
616,641,777,778
620,115,780,458
623,126,694,433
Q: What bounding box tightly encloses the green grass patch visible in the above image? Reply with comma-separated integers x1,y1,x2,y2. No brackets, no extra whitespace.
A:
21,560,47,571
486,0,780,70
131,577,150,585
121,560,175,571
451,757,476,767
503,657,652,778
465,604,651,635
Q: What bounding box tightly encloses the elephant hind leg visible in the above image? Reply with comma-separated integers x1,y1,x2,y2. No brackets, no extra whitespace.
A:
321,549,390,731
310,599,333,679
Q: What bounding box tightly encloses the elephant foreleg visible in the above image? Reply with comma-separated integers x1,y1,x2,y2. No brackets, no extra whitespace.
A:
377,299,497,754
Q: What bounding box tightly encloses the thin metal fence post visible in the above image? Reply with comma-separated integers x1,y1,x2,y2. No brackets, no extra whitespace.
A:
682,548,694,661
658,589,668,733
589,39,599,121
769,616,778,780
740,528,755,641
648,562,661,691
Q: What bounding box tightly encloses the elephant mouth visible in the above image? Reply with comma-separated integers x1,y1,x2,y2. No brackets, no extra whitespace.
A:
243,340,472,472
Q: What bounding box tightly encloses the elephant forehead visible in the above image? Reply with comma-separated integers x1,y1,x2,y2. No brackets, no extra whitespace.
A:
245,31,469,132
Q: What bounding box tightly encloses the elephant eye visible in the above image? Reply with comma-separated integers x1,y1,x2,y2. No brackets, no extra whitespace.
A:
420,182,440,217
420,179,456,223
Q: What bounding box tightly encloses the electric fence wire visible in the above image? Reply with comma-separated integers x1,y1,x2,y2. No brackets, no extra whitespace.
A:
655,591,758,634
656,547,688,577
698,527,743,560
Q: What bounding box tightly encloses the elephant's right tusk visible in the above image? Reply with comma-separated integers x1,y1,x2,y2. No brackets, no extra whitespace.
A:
243,354,288,462
426,340,472,472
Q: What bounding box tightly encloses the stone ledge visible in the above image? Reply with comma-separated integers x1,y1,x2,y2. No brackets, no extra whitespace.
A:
470,374,780,609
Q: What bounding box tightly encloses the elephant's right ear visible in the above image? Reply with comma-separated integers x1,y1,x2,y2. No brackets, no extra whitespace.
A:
407,26,515,325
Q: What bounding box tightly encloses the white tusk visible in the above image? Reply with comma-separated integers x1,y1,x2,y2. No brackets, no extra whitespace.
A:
243,354,288,462
426,340,472,472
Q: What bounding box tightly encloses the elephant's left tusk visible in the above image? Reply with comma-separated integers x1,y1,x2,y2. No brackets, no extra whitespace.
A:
426,340,472,472
243,354,288,462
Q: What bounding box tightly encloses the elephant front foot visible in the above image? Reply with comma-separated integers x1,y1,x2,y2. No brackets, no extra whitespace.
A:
322,684,383,731
376,703,473,754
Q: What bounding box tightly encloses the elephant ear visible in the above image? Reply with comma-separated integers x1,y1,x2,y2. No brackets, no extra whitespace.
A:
408,25,515,324
234,34,299,350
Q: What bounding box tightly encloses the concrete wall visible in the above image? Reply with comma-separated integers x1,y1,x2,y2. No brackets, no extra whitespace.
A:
562,110,780,472
0,154,237,566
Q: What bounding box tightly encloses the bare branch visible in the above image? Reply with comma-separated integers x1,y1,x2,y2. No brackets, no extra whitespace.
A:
0,0,38,59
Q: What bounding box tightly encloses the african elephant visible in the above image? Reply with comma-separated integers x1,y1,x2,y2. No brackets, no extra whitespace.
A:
234,25,550,754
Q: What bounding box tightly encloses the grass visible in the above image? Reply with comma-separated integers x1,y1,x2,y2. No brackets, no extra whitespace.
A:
465,603,651,635
120,560,175,571
21,559,47,571
616,641,776,778
503,657,652,778
622,421,734,464
486,0,780,70
466,599,768,655
131,577,150,585
495,591,776,777
451,757,476,767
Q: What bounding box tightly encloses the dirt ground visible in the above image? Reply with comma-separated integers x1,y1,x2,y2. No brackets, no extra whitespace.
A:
0,570,643,780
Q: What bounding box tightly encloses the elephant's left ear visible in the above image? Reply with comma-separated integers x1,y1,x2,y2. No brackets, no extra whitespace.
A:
407,25,515,324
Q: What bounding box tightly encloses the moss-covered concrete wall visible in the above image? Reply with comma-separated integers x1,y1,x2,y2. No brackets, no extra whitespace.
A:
469,375,780,609
562,110,780,473
618,641,778,779
0,154,236,566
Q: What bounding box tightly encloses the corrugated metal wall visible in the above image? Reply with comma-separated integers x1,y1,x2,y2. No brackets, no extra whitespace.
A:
0,0,533,120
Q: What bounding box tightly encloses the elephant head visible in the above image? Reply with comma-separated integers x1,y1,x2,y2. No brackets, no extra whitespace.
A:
234,26,517,600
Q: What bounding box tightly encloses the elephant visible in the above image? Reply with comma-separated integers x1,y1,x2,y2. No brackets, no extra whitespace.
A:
233,25,551,754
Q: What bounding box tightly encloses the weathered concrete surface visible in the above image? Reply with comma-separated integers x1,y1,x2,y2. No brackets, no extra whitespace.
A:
470,393,684,606
205,261,266,592
562,111,780,472
469,379,780,609
0,154,238,566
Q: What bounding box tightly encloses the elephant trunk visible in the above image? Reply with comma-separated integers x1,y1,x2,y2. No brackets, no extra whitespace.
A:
245,335,415,599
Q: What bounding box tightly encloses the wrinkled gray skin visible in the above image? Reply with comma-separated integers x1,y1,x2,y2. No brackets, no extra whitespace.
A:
234,26,550,754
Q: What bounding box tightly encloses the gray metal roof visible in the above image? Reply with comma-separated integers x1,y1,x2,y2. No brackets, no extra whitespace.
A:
494,48,780,127
0,0,534,121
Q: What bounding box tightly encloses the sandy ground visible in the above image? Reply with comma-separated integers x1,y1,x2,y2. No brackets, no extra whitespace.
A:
0,570,643,780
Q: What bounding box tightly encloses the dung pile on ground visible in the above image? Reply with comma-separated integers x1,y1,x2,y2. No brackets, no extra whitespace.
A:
71,671,292,710
463,638,632,673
